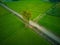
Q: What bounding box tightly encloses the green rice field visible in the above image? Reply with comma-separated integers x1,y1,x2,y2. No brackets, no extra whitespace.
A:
0,0,60,45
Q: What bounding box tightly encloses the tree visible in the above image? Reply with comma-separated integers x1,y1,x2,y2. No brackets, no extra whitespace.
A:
20,10,32,28
20,10,31,22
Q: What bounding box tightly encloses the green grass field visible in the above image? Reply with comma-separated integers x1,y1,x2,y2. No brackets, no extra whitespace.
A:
0,0,60,45
38,3,60,37
5,1,52,20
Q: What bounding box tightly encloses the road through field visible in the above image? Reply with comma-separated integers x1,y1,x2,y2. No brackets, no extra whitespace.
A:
0,2,60,45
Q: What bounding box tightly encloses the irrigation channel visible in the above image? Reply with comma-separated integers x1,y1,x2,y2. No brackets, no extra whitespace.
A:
0,1,60,45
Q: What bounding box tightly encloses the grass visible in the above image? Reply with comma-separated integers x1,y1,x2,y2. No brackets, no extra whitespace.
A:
38,3,60,37
5,1,52,20
38,14,60,37
0,1,52,45
1,0,60,45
